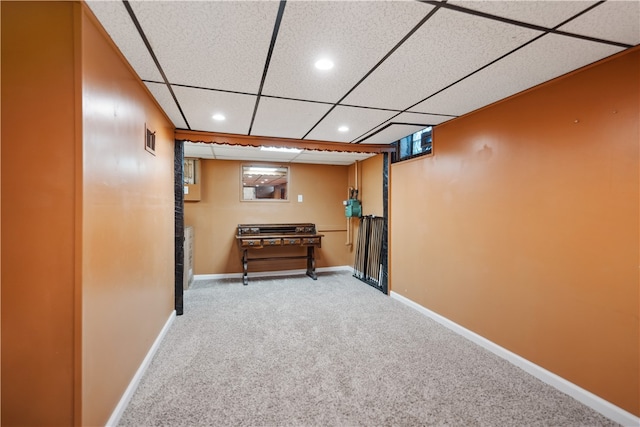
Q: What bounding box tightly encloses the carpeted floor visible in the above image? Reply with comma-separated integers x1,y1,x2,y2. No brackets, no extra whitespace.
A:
119,271,619,426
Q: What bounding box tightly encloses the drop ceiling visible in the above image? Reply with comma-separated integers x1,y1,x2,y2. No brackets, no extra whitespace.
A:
86,0,639,164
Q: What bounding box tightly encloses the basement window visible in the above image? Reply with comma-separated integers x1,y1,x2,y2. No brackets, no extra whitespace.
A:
392,126,432,163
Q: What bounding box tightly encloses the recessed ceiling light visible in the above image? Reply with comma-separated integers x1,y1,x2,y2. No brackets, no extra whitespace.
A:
212,114,226,121
314,58,334,70
338,126,349,132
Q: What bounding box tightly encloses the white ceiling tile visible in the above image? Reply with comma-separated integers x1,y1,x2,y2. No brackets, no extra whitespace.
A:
181,143,376,165
342,8,541,110
251,98,333,139
145,82,188,129
448,1,599,28
293,159,337,165
85,1,162,81
262,1,435,103
292,152,375,165
235,149,301,161
410,34,624,117
354,112,452,144
211,145,262,158
558,1,640,46
129,1,280,92
215,154,267,162
173,86,256,134
89,0,634,152
306,106,397,143
212,145,299,162
300,153,348,161
338,153,377,163
184,142,214,159
357,118,430,144
358,124,427,145
392,112,455,126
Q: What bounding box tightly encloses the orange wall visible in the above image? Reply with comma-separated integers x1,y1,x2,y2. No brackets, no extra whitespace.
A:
390,49,639,415
1,3,176,425
346,155,385,264
1,3,78,425
1,1,4,422
80,7,175,427
185,160,351,275
359,155,384,217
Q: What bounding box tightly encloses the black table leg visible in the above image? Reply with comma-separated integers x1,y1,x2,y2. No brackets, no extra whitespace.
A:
242,249,248,285
306,246,317,280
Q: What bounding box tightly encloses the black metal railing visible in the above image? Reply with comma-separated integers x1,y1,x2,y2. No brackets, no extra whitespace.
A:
353,215,387,293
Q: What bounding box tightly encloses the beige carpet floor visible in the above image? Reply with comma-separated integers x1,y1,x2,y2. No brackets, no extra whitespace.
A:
119,271,618,426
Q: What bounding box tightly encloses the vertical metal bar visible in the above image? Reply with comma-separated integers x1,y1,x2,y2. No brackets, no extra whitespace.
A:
355,215,368,279
174,140,184,315
381,152,389,294
354,215,387,293
376,217,383,286
364,217,369,281
367,217,376,282
353,217,360,277
358,218,365,279
362,216,371,281
370,218,382,286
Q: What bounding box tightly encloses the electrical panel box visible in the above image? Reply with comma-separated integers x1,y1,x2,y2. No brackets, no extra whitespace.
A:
344,199,362,218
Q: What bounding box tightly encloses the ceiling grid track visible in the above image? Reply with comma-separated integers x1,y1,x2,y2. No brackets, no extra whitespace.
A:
354,122,434,145
353,30,554,143
300,3,444,141
87,0,638,154
352,0,628,144
424,0,632,49
144,81,259,99
247,0,287,136
141,79,458,122
140,81,458,117
122,0,191,130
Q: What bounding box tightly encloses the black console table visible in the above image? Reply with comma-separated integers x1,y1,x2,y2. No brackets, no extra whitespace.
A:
235,223,323,285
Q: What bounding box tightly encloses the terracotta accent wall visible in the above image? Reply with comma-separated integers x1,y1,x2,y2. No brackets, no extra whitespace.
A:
1,3,78,425
185,160,350,275
390,49,639,415
80,7,175,427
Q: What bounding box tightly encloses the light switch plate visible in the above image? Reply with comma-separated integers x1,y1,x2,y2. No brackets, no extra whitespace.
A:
298,194,303,202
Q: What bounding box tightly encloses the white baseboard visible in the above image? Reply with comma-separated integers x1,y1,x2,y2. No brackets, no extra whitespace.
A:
194,265,352,281
390,291,640,427
105,310,176,427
